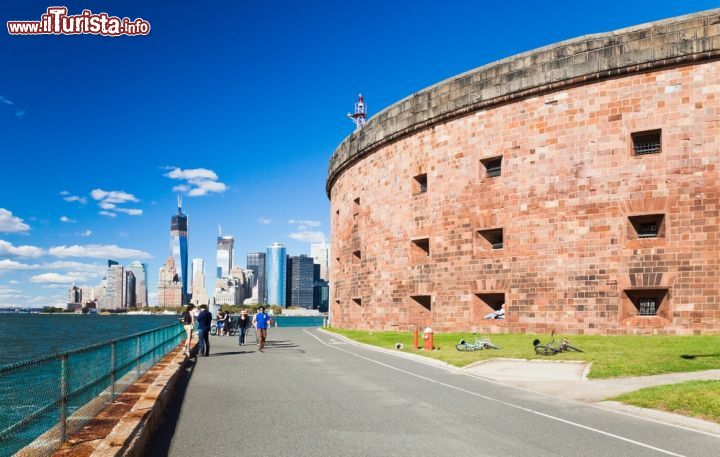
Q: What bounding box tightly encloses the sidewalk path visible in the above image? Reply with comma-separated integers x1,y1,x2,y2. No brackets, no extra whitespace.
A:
464,360,720,401
146,328,720,457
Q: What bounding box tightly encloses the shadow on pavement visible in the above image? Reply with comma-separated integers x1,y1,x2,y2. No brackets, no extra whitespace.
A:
143,355,196,456
262,340,305,353
209,350,255,357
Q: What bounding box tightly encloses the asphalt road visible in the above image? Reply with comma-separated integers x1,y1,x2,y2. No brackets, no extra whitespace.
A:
147,327,720,457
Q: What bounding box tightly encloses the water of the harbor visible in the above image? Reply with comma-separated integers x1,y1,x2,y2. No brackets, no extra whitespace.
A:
0,314,179,366
0,314,181,456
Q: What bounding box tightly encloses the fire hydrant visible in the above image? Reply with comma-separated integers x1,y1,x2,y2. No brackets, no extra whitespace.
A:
423,326,433,350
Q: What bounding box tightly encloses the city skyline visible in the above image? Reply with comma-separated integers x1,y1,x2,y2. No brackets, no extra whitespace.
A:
1,1,713,308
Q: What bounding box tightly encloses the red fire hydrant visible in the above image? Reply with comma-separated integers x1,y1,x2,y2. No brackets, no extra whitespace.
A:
412,327,419,350
423,326,433,350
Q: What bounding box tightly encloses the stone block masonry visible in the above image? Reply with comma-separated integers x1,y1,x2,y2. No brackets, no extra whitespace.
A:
327,9,720,334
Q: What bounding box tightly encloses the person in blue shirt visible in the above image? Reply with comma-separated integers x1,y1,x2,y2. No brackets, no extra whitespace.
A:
196,304,212,356
252,306,270,351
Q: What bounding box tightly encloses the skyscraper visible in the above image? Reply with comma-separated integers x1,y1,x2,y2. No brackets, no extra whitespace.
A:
191,266,209,306
311,239,331,281
126,261,148,307
216,232,234,278
124,270,136,308
171,196,189,304
289,254,314,309
247,252,266,304
192,258,205,277
158,256,183,308
265,243,286,307
105,260,124,309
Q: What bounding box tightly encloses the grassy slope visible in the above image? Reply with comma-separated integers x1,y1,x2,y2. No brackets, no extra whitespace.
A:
327,328,720,379
612,381,720,423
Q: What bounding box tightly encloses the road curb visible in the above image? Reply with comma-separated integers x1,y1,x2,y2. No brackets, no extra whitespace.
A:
317,328,457,371
597,401,720,437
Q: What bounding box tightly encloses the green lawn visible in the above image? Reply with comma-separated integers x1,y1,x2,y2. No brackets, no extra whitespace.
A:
612,381,720,423
326,328,720,379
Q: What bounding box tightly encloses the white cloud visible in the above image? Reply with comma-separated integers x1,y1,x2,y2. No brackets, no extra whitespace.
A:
289,231,325,243
0,240,44,257
0,95,25,118
288,219,321,227
114,208,143,216
90,189,138,204
164,167,228,197
60,191,87,205
0,259,35,270
288,219,322,230
165,168,218,181
59,216,76,223
0,208,30,233
91,189,141,217
49,244,152,260
8,280,19,284
30,272,86,284
41,261,106,277
257,217,272,224
77,229,92,237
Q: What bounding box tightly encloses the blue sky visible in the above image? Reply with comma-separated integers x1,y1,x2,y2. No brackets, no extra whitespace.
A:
0,0,716,307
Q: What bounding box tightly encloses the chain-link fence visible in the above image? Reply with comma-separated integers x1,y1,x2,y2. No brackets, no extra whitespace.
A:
0,323,184,456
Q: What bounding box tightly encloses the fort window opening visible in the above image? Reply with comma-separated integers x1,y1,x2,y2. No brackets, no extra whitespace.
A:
478,228,504,250
632,129,662,155
413,173,428,194
411,237,430,256
410,295,432,311
625,289,668,317
629,214,665,239
481,156,502,178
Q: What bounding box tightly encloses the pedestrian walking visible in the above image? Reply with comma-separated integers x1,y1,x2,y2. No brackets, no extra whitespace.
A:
196,304,212,356
238,309,250,345
179,304,195,356
253,306,270,350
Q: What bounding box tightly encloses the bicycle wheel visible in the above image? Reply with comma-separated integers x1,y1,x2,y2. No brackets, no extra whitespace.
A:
564,344,583,352
210,325,217,336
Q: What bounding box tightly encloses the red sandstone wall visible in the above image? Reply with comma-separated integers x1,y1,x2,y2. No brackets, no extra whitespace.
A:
330,61,720,335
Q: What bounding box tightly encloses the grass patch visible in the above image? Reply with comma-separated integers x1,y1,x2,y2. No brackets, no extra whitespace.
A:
611,381,720,423
326,328,720,379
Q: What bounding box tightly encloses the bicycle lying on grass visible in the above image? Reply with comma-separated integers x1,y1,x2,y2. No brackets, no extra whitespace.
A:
532,331,583,355
456,333,500,351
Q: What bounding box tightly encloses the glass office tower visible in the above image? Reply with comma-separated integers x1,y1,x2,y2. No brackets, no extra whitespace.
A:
171,197,189,305
247,252,266,304
216,236,234,278
126,261,148,307
265,243,286,307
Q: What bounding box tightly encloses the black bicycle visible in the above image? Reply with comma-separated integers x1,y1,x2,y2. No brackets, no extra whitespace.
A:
532,331,583,355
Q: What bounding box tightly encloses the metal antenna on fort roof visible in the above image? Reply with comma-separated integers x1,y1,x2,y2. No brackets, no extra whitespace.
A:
347,93,367,131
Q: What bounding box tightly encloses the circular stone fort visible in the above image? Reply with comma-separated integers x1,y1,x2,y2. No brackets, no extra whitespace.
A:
327,9,720,335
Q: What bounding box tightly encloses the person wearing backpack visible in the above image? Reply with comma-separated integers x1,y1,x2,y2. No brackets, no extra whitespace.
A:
180,304,196,356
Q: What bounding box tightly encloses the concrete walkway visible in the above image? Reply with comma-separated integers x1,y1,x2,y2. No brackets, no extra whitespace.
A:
146,328,720,457
465,360,720,402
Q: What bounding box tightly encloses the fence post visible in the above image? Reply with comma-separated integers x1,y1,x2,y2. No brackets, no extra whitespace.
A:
136,335,141,377
110,341,116,401
60,354,68,443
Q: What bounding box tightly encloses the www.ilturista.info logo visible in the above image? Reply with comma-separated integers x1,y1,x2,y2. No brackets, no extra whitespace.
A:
7,7,150,36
